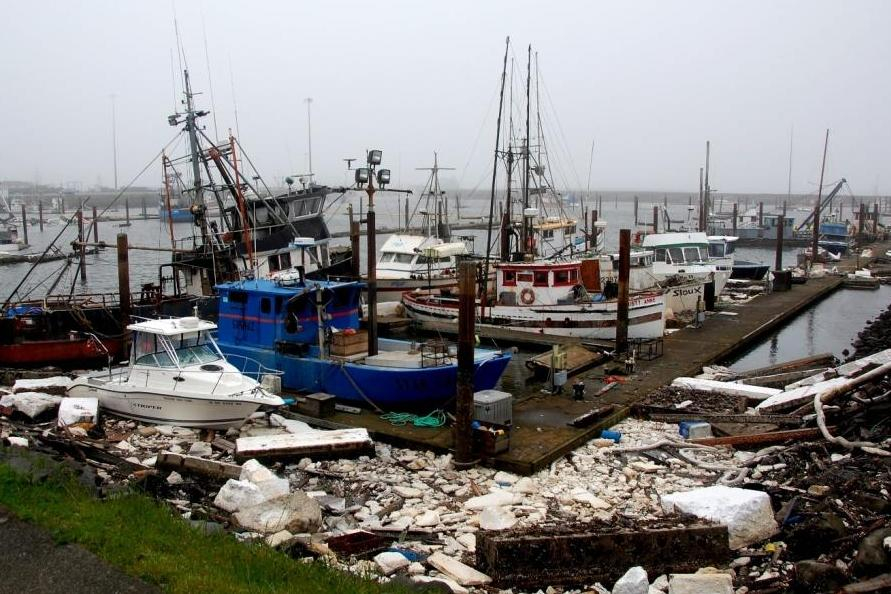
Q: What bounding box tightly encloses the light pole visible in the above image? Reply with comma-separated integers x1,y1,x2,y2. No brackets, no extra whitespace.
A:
353,150,391,356
304,98,313,179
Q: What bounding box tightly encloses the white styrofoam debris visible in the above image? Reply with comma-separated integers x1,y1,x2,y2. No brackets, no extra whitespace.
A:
479,506,517,530
13,376,72,394
373,551,411,575
414,510,440,527
240,459,277,484
612,566,649,594
427,551,492,586
6,436,28,448
0,392,62,419
671,377,781,400
213,479,266,513
393,486,423,498
232,492,322,534
661,485,778,549
57,397,98,428
463,490,518,510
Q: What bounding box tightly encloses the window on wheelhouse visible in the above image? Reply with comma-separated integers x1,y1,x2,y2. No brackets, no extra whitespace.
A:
393,253,415,264
683,247,701,262
170,331,222,367
554,269,571,286
501,270,516,286
533,270,549,287
654,248,667,262
668,247,684,264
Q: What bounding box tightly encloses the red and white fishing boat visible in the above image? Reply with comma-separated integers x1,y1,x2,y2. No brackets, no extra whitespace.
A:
403,260,666,341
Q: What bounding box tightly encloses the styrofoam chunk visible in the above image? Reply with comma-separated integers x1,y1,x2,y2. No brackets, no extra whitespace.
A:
57,397,98,428
374,551,411,575
671,377,781,400
667,573,733,594
427,551,492,586
479,507,517,530
213,479,266,512
0,392,62,419
661,486,778,549
463,490,518,510
612,566,649,594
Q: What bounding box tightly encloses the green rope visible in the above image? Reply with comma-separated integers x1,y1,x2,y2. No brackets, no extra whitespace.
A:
380,409,447,428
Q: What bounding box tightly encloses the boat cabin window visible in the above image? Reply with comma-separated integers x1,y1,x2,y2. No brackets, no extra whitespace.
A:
133,331,221,368
380,253,397,263
517,272,534,283
275,296,283,313
228,290,248,305
417,255,448,265
668,247,684,264
683,247,701,262
260,298,271,314
502,270,516,286
554,270,570,286
565,225,576,235
393,253,415,264
541,229,554,240
533,270,549,287
654,248,667,262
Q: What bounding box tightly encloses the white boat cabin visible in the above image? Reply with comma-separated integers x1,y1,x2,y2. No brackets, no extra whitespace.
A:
130,317,223,370
707,235,739,259
495,261,587,306
377,234,468,280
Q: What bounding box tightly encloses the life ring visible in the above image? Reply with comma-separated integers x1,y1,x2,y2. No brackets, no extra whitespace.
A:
520,288,535,305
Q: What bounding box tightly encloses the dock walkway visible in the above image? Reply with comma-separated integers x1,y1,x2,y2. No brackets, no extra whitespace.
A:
322,240,886,475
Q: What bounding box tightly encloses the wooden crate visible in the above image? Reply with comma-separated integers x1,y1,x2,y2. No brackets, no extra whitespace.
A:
331,331,368,356
473,423,511,456
297,392,336,418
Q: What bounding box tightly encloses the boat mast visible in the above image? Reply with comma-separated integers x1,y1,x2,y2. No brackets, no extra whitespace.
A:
523,44,532,258
183,70,204,217
811,128,830,266
482,37,510,302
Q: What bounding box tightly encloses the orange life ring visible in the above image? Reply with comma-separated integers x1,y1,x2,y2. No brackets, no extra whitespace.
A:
520,288,535,305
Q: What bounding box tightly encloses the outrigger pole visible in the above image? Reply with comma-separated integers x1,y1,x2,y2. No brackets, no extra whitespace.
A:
482,36,510,311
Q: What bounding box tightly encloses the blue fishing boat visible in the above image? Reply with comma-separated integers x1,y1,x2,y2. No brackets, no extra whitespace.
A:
213,273,511,411
818,222,852,256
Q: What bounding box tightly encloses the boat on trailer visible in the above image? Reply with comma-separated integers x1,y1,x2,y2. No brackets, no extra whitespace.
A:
67,316,283,428
213,273,512,411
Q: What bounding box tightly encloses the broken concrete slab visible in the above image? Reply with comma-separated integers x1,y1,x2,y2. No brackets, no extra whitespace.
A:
427,551,492,586
233,491,322,534
235,428,373,462
661,486,778,549
57,397,98,429
666,572,733,594
0,392,62,419
13,376,72,395
755,376,849,413
187,441,212,458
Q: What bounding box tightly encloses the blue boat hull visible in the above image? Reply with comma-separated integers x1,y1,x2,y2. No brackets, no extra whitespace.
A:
160,207,193,222
219,340,512,411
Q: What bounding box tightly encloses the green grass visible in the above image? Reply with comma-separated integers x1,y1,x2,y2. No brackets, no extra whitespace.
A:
0,453,418,594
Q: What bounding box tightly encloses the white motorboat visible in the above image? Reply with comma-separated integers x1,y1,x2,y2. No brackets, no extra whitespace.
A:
67,316,284,428
640,232,734,296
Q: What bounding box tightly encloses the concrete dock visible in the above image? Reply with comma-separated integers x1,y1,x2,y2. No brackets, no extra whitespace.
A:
319,239,888,475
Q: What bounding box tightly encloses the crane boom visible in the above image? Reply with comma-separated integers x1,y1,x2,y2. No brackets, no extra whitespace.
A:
796,178,846,232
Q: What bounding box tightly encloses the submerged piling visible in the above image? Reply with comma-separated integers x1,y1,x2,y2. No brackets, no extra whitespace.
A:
616,229,630,354
454,260,477,468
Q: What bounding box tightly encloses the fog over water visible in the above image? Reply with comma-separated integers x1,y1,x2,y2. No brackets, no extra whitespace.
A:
1,1,890,195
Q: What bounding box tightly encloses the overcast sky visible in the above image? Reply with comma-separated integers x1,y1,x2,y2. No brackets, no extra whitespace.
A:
1,1,889,196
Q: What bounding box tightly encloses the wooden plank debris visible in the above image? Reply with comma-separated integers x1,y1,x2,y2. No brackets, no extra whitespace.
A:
689,427,830,447
568,405,617,428
734,353,836,379
155,451,241,481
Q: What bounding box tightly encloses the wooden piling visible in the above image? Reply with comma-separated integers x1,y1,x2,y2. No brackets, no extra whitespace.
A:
92,206,99,243
20,204,28,245
732,202,738,236
38,200,44,232
125,197,130,225
616,229,630,354
117,233,131,328
77,209,86,282
775,215,784,271
591,210,599,252
633,195,638,225
454,260,477,467
758,201,764,228
873,202,880,235
404,198,409,232
858,202,866,238
141,197,147,219
652,205,659,234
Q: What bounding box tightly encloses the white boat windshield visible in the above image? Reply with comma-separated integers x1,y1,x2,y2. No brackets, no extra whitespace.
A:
133,330,222,368
654,246,706,264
